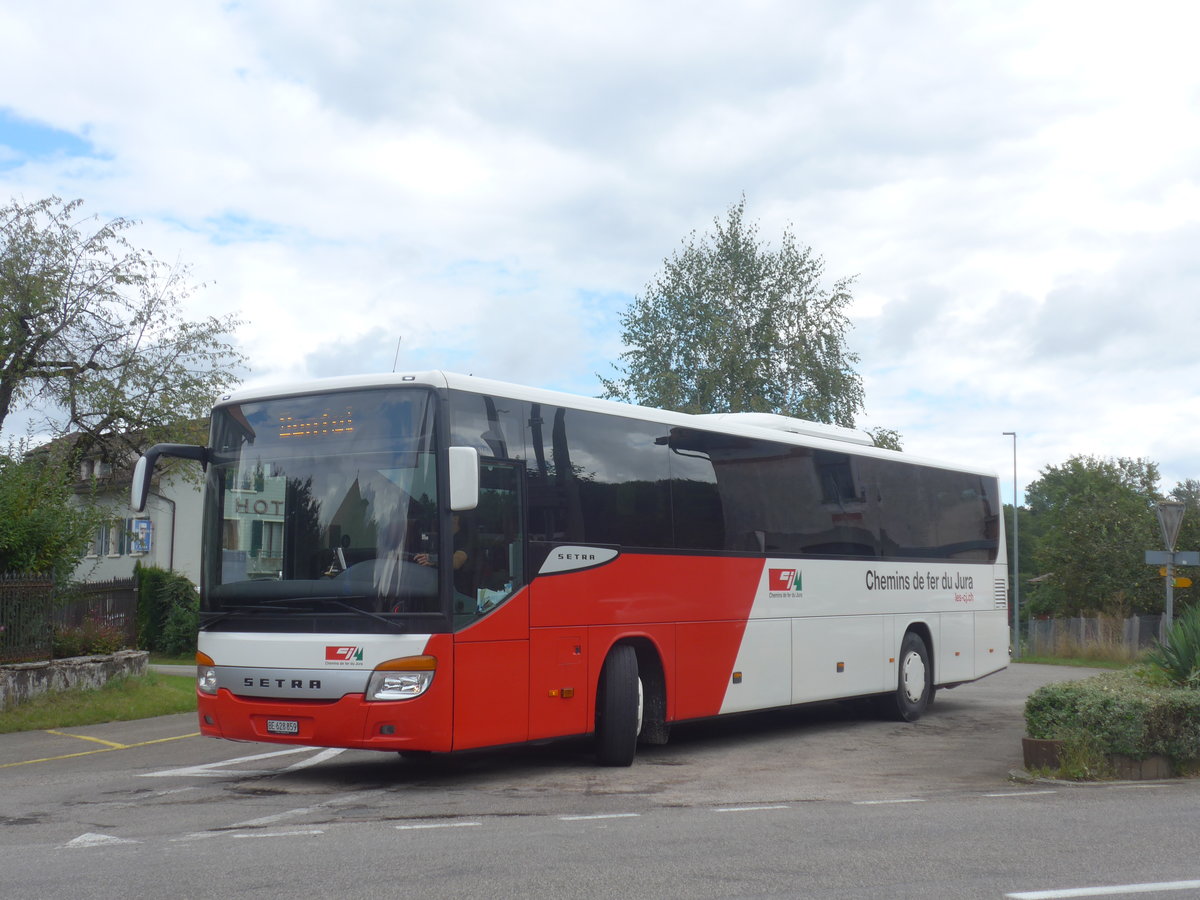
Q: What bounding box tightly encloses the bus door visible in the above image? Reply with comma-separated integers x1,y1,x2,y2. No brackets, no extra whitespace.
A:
451,460,530,749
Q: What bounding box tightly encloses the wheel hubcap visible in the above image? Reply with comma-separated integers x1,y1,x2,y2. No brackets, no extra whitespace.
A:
901,651,926,704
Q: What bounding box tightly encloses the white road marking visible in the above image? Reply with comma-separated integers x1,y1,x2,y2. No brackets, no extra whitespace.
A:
171,832,223,843
852,798,926,805
1007,881,1200,898
394,821,482,830
231,807,316,829
64,833,140,848
140,745,325,778
558,813,641,821
282,747,345,770
231,829,325,839
714,805,791,812
984,790,1058,798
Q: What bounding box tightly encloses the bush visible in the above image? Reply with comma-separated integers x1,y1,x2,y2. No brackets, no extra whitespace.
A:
53,618,126,658
135,564,199,655
1145,605,1200,687
157,590,199,657
1025,670,1200,771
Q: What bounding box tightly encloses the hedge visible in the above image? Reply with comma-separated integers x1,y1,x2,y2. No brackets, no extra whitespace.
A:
1025,671,1200,766
134,563,199,657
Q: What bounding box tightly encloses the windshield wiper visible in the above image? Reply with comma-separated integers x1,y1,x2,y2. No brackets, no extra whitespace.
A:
202,595,405,633
201,602,308,627
292,596,406,633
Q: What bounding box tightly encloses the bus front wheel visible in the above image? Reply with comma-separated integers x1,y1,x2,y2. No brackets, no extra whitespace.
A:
887,631,931,722
595,644,641,767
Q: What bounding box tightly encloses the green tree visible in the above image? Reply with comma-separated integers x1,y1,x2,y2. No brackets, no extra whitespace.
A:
0,196,244,459
0,441,101,580
600,197,864,426
1169,479,1200,553
1024,455,1161,617
866,426,903,451
1002,502,1039,604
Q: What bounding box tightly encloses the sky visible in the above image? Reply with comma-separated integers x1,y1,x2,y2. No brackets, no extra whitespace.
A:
1,0,1198,505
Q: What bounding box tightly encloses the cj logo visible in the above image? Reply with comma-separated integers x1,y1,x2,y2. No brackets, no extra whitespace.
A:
325,646,364,662
768,568,802,592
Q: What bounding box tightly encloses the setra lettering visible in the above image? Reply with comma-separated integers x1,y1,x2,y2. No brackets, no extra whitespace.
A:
242,677,322,690
556,552,596,561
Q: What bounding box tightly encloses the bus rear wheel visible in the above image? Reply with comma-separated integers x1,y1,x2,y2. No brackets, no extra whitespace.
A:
595,644,641,766
886,631,931,722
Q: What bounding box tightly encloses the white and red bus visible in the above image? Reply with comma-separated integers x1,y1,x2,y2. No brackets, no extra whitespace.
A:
132,371,1009,766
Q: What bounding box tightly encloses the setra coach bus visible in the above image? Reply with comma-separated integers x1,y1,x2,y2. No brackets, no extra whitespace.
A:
131,371,1009,766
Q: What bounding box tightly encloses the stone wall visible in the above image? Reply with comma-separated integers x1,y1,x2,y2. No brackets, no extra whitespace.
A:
0,650,149,712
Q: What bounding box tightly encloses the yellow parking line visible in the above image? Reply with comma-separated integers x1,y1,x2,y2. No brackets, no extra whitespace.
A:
0,731,200,769
45,730,129,749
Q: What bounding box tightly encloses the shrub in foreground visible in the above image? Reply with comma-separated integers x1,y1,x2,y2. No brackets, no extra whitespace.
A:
52,618,126,658
1025,670,1200,774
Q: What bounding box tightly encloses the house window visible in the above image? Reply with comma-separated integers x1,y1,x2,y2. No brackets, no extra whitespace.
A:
262,521,284,559
90,523,108,557
223,519,239,550
91,518,152,557
105,521,121,557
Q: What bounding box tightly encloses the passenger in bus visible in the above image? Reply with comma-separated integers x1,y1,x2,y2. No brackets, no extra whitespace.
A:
414,514,468,573
415,514,482,616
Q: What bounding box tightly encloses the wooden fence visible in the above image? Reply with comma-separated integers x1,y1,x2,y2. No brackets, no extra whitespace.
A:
1025,614,1164,657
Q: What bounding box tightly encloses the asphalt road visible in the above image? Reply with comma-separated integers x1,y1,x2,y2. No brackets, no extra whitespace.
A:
3,663,1199,899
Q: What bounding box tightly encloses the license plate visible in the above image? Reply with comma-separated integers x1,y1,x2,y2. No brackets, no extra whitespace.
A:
266,719,300,735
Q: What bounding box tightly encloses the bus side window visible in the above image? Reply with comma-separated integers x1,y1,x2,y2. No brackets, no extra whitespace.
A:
457,461,524,624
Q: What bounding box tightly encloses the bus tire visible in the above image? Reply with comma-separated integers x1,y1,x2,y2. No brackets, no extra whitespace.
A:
889,631,931,722
595,644,640,766
637,655,670,747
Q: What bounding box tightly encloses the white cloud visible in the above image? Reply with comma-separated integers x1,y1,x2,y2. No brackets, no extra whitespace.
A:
2,0,1199,501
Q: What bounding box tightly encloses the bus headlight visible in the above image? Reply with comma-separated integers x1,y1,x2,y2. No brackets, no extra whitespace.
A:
366,656,437,701
196,651,218,695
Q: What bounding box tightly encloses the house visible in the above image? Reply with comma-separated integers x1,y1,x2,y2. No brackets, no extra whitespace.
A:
71,437,204,587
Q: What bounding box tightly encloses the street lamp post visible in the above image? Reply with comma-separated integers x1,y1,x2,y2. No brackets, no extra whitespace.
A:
1003,432,1020,659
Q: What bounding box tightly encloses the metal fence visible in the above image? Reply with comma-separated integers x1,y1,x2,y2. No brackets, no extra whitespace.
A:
56,578,139,649
0,573,56,663
0,574,138,663
1025,614,1164,657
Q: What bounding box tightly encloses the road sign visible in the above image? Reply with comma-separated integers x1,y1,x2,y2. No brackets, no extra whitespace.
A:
1146,550,1200,566
1175,577,1193,589
1157,501,1186,552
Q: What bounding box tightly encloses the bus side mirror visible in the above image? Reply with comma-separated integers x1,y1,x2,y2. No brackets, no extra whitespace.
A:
130,443,209,512
448,446,479,511
131,455,152,512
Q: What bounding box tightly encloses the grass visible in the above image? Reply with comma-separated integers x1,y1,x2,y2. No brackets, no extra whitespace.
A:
1015,655,1133,670
0,672,196,734
149,654,196,666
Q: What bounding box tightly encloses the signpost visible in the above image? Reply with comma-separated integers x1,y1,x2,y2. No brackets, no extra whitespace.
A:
1153,501,1188,634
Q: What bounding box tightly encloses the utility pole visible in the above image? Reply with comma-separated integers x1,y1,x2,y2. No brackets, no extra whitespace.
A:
1003,432,1019,659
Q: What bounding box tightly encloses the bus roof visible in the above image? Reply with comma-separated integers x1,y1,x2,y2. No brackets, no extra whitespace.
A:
216,370,995,478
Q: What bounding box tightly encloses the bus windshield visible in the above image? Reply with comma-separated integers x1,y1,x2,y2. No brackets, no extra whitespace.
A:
200,388,448,633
